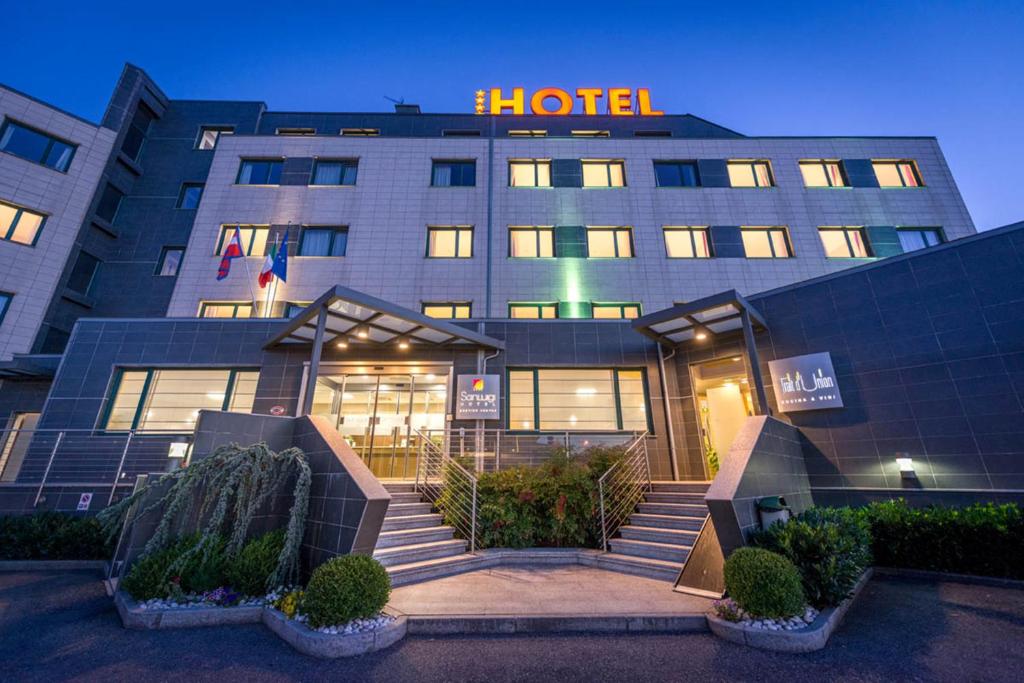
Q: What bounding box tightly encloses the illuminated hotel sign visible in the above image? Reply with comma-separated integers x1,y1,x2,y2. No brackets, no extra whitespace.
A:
456,374,500,420
475,87,664,116
768,352,844,412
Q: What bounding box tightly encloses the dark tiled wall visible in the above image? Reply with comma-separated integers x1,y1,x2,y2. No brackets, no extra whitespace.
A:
0,378,50,423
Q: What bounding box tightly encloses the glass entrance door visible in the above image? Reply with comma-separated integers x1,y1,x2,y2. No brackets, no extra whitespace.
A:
312,369,448,479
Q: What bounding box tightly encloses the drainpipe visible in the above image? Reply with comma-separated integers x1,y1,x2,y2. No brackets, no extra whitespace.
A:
657,344,680,481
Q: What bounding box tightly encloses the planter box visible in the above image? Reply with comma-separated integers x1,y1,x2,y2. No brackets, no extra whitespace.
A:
707,568,873,653
114,591,263,630
262,607,407,658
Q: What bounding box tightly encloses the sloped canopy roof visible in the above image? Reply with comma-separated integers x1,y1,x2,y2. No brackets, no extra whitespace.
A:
264,285,504,350
632,290,767,346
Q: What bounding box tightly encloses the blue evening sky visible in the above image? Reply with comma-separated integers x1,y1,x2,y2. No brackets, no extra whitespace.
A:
4,1,1021,229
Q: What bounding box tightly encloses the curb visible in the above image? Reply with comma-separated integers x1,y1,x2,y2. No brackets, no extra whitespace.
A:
0,560,107,572
873,567,1024,590
707,568,873,653
405,613,708,635
263,608,407,658
114,591,264,630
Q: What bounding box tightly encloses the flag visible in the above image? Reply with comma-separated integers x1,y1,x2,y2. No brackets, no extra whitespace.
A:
217,226,244,280
258,236,278,288
272,229,289,283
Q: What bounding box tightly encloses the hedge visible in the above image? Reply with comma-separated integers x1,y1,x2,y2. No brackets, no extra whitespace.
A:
0,512,112,560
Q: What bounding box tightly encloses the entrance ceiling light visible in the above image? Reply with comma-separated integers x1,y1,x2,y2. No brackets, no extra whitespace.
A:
397,336,410,350
336,335,349,349
355,325,369,339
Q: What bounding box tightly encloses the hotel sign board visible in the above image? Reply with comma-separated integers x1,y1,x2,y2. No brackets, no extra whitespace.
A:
768,352,844,412
475,87,663,116
456,375,501,420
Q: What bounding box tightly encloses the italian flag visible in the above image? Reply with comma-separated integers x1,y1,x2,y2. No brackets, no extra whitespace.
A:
259,238,278,288
258,231,289,288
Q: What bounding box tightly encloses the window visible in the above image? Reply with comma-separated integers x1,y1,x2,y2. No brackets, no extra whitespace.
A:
103,368,258,431
121,103,157,161
422,302,472,319
0,199,45,246
0,412,38,482
66,252,100,295
508,368,649,431
443,129,481,137
310,159,358,186
509,227,555,258
0,291,11,327
509,160,552,187
728,160,774,188
509,303,558,319
275,127,315,136
508,130,547,137
572,130,610,138
199,302,253,318
799,160,847,188
897,228,943,252
341,128,380,136
237,159,283,185
427,226,473,258
95,184,124,222
216,225,269,256
156,247,184,276
592,303,641,319
741,227,792,258
873,160,923,187
586,227,633,258
176,183,204,209
299,227,348,256
284,302,311,318
654,161,700,187
634,130,671,137
663,227,711,258
818,227,872,258
582,160,626,187
196,126,233,150
431,160,476,187
0,120,76,171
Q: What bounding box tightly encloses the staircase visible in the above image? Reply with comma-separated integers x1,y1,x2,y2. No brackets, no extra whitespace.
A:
373,481,482,587
598,481,711,581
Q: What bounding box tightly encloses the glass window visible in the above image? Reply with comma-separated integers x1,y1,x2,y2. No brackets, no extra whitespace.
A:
587,227,633,258
727,160,774,187
431,160,476,187
298,227,348,256
592,303,641,319
897,228,943,252
95,184,124,222
663,227,711,258
216,225,269,256
654,161,700,187
818,227,872,258
799,160,847,187
311,159,358,186
176,183,204,209
572,130,610,137
196,126,233,150
508,130,547,137
427,226,472,258
121,103,156,161
0,412,38,481
582,160,626,187
509,368,649,431
422,302,472,319
0,291,11,327
66,252,100,294
237,159,283,185
509,227,554,258
103,368,258,431
873,160,922,187
199,302,253,318
741,227,793,258
0,200,45,246
509,303,558,319
276,127,315,136
509,160,552,187
156,247,184,276
284,302,311,318
340,128,380,136
0,120,76,171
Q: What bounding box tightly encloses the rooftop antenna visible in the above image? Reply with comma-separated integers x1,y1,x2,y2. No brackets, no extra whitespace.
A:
384,95,406,105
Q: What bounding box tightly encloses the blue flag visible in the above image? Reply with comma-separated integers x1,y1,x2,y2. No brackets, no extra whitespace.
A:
272,230,288,282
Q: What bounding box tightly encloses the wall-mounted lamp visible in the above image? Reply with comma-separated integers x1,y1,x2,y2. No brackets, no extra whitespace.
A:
167,442,189,459
896,456,916,479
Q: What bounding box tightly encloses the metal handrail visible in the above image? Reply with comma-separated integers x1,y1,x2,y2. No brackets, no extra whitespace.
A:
413,430,478,552
597,431,651,551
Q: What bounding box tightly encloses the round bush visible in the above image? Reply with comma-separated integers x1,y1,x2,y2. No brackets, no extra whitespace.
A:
302,555,391,628
724,547,805,619
225,529,285,596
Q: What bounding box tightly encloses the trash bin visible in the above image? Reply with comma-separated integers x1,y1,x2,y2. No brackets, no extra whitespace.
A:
757,496,791,529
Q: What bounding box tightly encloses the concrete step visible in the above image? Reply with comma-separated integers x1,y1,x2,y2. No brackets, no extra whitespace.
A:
637,502,709,518
618,525,698,546
381,481,417,494
387,553,488,587
387,492,424,505
629,513,706,532
385,502,433,518
373,539,468,567
644,492,707,505
375,526,455,549
381,513,444,532
590,553,681,582
650,481,712,494
608,538,691,563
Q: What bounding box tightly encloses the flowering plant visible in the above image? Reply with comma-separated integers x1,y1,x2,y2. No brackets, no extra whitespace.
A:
202,586,241,607
712,598,743,622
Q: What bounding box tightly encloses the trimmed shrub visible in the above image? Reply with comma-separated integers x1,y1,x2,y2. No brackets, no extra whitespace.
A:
0,512,111,560
224,530,286,596
724,547,805,619
122,539,191,601
750,507,872,608
302,555,391,628
121,535,227,600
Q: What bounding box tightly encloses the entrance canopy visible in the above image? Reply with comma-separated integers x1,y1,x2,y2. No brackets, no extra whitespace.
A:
264,285,505,351
631,290,766,346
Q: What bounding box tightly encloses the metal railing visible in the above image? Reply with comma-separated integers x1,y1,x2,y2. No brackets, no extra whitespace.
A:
0,428,192,509
597,431,651,551
413,429,478,552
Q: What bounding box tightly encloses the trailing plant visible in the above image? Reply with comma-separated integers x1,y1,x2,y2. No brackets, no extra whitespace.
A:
750,506,871,608
225,529,287,596
302,555,391,628
100,442,311,591
723,547,805,619
0,512,111,560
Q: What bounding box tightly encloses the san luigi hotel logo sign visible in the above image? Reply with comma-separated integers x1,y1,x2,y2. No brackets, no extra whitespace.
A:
768,352,844,413
474,87,664,116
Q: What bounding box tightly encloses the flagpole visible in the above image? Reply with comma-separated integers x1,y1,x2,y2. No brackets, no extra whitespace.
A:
238,240,259,312
263,225,287,318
